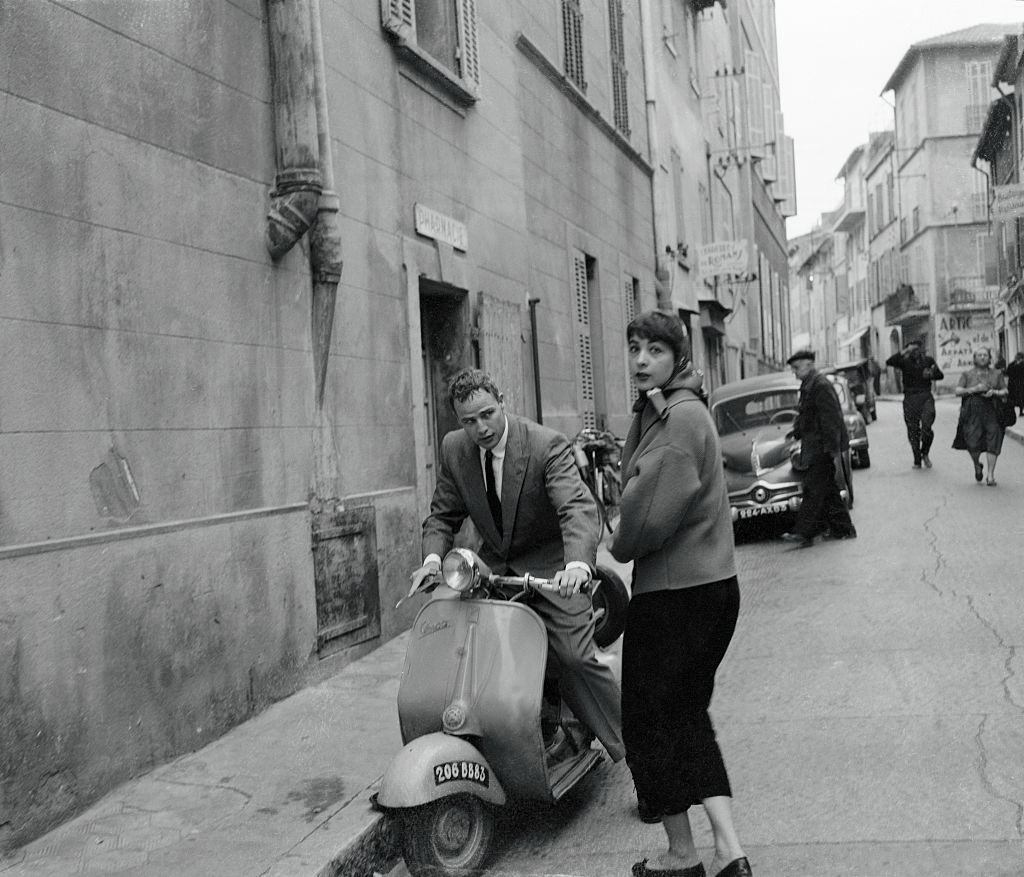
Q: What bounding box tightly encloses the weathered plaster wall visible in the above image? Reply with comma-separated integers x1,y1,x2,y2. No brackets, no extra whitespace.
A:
0,0,327,848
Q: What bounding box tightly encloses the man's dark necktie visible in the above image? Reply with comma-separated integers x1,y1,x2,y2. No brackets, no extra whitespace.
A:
485,450,502,535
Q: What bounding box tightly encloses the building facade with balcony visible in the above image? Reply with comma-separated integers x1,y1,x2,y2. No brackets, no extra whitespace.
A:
646,0,796,392
974,31,1024,360
882,23,1017,386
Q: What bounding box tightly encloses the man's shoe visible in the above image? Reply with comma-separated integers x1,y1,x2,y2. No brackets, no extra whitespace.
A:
632,858,705,876
780,532,813,549
922,455,932,468
912,461,922,469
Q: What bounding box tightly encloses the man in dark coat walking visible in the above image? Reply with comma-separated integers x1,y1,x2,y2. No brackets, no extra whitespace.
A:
781,350,856,549
886,338,944,468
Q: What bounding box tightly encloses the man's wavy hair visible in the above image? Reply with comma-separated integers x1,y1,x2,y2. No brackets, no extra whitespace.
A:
626,310,690,363
447,368,503,410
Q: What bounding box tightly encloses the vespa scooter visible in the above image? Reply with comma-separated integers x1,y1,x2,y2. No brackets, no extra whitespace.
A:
375,548,626,877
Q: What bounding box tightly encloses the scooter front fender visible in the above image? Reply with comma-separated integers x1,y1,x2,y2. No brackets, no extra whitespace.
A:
376,732,507,809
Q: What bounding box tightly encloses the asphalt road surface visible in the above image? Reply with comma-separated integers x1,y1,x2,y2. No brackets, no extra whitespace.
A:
390,396,1024,877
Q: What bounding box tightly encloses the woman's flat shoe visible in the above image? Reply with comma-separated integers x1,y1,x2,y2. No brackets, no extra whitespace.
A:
987,478,997,486
632,858,706,877
713,858,753,877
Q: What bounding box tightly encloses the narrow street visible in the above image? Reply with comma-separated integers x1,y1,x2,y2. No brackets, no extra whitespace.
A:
395,396,1024,876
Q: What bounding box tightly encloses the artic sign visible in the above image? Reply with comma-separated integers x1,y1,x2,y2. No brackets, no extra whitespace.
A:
935,313,995,374
697,240,748,278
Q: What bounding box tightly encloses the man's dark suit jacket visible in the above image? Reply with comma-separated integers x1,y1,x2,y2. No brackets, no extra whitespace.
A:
422,415,599,579
793,371,847,464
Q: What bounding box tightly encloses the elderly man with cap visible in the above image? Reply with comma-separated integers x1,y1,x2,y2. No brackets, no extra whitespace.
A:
780,349,856,549
885,338,944,468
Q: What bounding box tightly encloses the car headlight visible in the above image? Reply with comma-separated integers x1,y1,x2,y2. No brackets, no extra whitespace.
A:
442,548,480,592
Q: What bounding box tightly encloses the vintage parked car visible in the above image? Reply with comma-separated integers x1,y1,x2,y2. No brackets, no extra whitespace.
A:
828,358,877,423
829,372,870,468
709,372,854,528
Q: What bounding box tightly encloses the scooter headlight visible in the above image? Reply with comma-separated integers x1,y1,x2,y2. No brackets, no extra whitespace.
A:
442,548,480,592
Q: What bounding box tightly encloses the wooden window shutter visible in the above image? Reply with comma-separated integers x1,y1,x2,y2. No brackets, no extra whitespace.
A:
572,251,596,429
381,0,415,38
477,292,524,414
745,51,765,158
457,0,480,87
608,0,629,136
562,0,587,92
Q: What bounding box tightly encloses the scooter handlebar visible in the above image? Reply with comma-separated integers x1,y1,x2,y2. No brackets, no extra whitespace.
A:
489,574,591,595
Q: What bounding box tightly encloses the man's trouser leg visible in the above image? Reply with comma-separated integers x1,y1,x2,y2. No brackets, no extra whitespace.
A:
903,393,925,462
529,587,625,762
918,394,936,457
793,454,833,539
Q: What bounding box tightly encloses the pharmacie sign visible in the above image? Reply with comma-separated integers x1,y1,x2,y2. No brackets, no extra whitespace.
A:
935,312,995,374
992,183,1024,221
697,240,748,278
414,203,468,251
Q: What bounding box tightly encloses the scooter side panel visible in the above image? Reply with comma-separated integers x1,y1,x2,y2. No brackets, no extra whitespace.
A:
376,732,506,808
398,598,551,800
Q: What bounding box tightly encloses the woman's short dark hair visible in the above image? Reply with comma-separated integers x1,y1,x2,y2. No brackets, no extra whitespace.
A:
626,310,690,363
447,368,503,409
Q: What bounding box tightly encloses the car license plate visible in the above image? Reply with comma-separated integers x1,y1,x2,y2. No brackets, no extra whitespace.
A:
738,502,788,519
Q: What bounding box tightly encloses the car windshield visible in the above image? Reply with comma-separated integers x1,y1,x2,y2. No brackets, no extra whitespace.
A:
713,390,800,435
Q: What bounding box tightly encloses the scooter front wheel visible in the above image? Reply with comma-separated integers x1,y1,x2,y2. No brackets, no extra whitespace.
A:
401,793,495,877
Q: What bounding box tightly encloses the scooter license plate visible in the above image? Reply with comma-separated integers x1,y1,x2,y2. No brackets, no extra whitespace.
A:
433,760,489,788
738,502,788,519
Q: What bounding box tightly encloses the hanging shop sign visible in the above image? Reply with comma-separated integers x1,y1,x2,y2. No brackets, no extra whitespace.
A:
935,312,995,374
697,240,748,278
992,183,1024,221
414,203,468,251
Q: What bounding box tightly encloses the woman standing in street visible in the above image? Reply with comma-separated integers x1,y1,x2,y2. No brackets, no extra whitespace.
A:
953,348,1009,486
610,311,751,877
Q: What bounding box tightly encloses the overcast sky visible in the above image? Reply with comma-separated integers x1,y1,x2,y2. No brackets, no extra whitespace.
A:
776,1,1023,238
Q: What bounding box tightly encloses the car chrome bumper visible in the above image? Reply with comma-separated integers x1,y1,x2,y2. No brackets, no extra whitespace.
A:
729,481,802,522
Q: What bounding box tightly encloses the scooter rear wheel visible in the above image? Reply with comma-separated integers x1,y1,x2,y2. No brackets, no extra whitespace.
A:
401,794,494,877
592,564,628,649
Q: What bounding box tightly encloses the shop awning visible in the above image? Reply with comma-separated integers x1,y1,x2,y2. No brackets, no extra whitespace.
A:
838,326,869,349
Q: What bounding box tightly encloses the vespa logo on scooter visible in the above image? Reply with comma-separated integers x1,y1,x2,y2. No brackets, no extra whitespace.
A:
433,760,489,788
418,618,451,638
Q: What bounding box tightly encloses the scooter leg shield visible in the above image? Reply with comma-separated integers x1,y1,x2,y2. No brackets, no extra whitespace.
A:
377,732,507,809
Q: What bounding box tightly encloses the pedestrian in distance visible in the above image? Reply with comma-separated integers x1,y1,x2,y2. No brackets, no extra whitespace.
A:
952,348,1009,487
409,367,625,763
885,338,944,468
610,311,751,877
780,349,857,549
867,354,882,396
1006,351,1024,416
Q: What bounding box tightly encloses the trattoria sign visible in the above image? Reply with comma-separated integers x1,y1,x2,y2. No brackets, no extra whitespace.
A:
992,183,1024,221
697,240,749,278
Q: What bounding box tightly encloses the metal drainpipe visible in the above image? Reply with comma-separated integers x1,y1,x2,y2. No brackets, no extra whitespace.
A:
638,0,672,309
265,0,322,259
307,0,343,412
528,298,544,424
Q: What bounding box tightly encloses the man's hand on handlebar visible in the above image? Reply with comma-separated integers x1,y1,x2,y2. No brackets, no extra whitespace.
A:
409,559,441,592
552,566,591,599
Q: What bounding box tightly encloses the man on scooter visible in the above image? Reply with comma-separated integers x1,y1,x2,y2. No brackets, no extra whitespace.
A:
410,368,625,763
